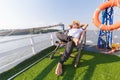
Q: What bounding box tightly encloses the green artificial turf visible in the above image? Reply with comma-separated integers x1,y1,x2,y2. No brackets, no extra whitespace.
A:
1,47,120,80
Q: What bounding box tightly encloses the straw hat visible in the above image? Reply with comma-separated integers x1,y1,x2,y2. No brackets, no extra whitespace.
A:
68,20,81,28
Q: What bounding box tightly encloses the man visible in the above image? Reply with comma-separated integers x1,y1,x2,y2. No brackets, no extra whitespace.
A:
55,20,88,76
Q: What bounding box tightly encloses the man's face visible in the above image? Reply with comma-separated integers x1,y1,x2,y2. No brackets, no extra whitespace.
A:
72,24,79,28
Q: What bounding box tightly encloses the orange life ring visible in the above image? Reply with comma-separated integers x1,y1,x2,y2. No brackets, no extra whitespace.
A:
93,0,120,31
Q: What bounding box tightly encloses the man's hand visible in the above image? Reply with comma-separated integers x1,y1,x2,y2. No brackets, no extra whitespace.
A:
81,24,88,30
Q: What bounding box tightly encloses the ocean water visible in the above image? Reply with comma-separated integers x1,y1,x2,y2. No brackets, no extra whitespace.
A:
86,30,120,45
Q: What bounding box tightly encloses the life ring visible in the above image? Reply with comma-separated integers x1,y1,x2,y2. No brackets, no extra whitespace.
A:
93,0,120,31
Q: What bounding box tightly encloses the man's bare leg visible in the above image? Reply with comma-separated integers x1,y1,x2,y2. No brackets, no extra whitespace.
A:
72,38,79,46
55,41,74,76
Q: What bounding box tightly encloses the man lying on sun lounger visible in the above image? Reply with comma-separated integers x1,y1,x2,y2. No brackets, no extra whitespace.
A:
55,20,88,76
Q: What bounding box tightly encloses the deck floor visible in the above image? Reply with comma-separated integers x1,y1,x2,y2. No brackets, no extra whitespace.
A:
84,45,120,56
14,49,120,80
1,46,120,80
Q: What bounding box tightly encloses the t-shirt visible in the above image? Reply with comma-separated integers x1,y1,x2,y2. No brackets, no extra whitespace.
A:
67,28,83,39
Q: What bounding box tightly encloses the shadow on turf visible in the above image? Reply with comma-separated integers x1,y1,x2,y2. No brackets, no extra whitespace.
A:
34,50,120,80
34,53,76,80
61,51,120,80
79,51,120,80
34,56,59,80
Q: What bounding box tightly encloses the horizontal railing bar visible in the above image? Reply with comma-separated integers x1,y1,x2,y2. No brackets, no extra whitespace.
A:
0,35,35,43
0,33,53,43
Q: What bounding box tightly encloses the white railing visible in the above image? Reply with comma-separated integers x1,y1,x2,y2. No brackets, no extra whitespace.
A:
0,33,56,73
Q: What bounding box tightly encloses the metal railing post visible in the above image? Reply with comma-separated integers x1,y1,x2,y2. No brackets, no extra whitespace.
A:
50,33,54,46
30,35,36,55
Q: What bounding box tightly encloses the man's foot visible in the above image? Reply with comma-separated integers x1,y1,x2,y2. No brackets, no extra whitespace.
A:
55,63,63,76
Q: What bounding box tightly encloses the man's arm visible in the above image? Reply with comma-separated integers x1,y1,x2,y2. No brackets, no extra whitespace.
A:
80,24,88,30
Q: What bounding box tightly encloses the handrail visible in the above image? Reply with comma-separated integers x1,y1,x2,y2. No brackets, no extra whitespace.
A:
0,33,48,44
0,32,56,74
0,24,64,74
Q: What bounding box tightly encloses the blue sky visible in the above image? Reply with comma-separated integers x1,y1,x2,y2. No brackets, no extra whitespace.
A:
0,0,106,29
